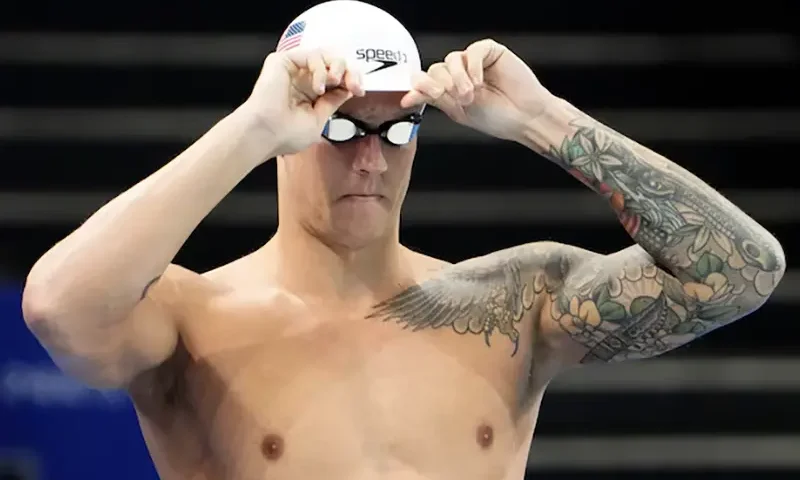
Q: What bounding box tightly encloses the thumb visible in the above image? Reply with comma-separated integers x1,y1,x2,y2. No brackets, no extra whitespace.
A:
313,87,353,121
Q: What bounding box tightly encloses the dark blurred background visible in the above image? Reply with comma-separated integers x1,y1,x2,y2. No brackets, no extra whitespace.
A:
1,0,798,479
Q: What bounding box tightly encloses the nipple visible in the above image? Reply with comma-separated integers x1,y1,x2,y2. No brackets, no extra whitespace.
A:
476,424,494,449
261,433,285,461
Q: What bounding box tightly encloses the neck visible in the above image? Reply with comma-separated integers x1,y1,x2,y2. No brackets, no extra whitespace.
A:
264,220,408,305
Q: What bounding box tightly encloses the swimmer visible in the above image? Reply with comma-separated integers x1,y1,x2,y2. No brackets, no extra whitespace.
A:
22,1,784,479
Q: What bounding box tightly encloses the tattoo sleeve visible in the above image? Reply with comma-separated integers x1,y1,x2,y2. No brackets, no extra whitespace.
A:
367,101,785,367
527,99,786,363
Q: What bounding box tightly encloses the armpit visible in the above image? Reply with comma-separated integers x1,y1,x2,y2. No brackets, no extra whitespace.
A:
128,338,192,414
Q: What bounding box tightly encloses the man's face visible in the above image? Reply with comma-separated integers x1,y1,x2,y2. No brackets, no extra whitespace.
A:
278,92,421,249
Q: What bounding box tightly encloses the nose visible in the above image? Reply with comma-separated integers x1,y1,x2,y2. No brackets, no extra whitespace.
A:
351,135,388,174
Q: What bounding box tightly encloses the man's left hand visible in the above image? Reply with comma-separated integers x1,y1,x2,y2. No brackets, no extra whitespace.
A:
402,39,556,142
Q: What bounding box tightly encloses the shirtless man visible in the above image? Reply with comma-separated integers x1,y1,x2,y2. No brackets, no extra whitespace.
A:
21,1,785,479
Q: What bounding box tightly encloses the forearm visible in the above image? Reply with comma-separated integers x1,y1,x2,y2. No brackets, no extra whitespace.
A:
25,106,272,318
520,98,785,287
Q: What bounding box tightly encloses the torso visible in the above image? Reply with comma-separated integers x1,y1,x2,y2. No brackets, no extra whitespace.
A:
129,249,551,480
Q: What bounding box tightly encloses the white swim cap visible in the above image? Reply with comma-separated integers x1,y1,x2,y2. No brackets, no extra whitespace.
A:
276,0,422,92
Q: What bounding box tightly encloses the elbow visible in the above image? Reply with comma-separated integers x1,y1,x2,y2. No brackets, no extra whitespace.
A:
23,255,97,331
773,238,787,278
770,239,787,297
22,259,67,326
762,232,786,285
739,235,786,309
21,277,66,343
21,281,127,390
22,273,54,325
21,264,86,341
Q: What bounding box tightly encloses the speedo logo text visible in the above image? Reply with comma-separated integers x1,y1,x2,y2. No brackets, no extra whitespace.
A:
356,48,408,73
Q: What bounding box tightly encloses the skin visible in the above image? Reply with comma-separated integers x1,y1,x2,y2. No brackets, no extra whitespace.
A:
130,92,545,480
27,41,785,480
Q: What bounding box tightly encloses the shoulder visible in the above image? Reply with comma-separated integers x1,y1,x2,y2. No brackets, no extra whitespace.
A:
404,246,452,282
396,241,600,295
199,254,307,319
422,241,596,280
146,264,225,313
402,241,583,276
152,256,275,320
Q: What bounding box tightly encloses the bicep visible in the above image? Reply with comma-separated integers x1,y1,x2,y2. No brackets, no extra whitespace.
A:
109,286,180,387
27,265,197,388
540,244,747,366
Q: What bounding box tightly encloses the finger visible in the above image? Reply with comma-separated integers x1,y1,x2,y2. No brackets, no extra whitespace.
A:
468,39,506,70
402,71,444,106
444,51,473,101
342,68,365,97
284,48,328,95
426,63,458,107
399,90,427,109
315,51,364,97
427,90,461,119
463,41,491,86
306,51,328,95
402,72,460,113
427,63,454,93
401,71,449,108
313,88,354,121
324,55,347,88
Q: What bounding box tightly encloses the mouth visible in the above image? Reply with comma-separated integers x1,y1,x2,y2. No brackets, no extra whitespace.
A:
341,194,384,200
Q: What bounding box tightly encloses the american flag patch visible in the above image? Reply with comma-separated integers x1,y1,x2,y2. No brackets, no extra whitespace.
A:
276,21,306,52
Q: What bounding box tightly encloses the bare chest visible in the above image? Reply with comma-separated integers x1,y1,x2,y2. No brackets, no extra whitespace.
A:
145,300,542,480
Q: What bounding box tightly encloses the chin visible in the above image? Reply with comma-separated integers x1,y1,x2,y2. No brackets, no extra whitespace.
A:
321,201,394,249
326,219,391,251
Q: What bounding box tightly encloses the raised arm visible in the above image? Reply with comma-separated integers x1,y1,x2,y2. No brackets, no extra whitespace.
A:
395,38,785,370
518,99,785,365
22,108,268,388
22,50,361,388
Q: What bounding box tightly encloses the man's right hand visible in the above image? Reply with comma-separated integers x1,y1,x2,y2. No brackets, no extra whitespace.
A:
243,48,366,157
